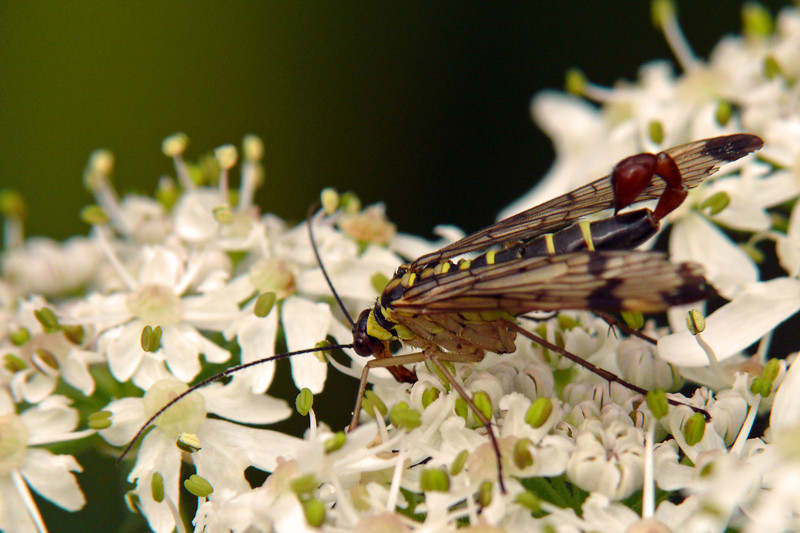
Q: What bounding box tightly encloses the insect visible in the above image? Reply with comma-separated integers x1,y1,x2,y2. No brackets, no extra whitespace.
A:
339,133,762,490
120,133,763,495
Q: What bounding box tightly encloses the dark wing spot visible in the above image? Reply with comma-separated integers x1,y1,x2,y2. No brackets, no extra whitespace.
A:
703,134,763,161
587,279,623,310
661,264,715,305
586,254,609,276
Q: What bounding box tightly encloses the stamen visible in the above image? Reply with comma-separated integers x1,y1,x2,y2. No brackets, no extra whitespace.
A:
94,226,138,291
308,410,317,440
642,420,656,518
385,447,404,512
730,396,760,457
214,144,238,201
0,189,25,248
694,332,730,386
164,493,188,533
652,0,699,71
239,134,264,210
162,133,194,190
183,474,213,498
84,149,130,236
687,309,731,386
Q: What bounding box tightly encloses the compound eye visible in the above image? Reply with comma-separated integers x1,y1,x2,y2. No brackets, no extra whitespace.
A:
352,309,378,357
353,333,374,357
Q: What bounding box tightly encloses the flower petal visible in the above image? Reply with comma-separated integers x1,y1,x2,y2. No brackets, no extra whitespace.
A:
11,370,56,405
194,419,303,491
203,376,292,425
61,348,97,396
281,297,330,393
658,278,800,367
21,396,79,439
129,432,182,533
173,189,225,244
771,356,800,437
0,475,39,533
131,356,175,390
99,397,146,446
20,448,85,511
669,212,758,299
182,291,241,331
160,324,231,382
138,246,183,286
777,195,800,276
101,324,145,382
231,309,278,394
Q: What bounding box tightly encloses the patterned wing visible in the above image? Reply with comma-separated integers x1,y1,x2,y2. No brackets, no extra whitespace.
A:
410,134,762,268
392,251,710,315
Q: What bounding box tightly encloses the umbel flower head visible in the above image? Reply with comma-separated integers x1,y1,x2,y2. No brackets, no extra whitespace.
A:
2,2,800,532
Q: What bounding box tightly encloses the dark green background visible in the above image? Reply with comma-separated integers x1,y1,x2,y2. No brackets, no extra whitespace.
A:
1,2,788,531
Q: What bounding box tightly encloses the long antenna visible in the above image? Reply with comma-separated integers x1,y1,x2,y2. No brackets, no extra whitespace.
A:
117,342,354,463
306,203,356,327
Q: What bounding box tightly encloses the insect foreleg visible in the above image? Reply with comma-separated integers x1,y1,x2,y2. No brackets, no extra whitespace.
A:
349,349,428,432
349,349,486,432
348,345,507,493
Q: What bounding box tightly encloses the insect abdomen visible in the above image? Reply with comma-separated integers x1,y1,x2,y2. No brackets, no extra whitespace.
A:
469,209,659,269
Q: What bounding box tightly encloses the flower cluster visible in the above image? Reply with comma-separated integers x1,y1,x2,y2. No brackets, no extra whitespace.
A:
1,2,800,532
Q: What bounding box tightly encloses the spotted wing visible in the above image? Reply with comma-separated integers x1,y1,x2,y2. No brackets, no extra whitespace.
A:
392,251,710,315
411,134,762,268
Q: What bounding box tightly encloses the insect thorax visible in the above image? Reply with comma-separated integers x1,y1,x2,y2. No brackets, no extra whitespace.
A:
363,263,519,356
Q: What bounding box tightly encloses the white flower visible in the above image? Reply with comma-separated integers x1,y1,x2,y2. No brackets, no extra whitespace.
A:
193,461,311,533
101,378,294,533
616,333,683,392
1,296,101,403
0,390,93,533
69,243,239,386
115,195,171,244
566,417,645,500
223,214,394,394
193,422,405,532
1,236,100,298
172,188,268,253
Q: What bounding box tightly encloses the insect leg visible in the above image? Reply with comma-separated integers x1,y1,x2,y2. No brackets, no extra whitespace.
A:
510,321,711,419
348,348,427,432
347,345,508,494
594,311,658,345
426,352,507,495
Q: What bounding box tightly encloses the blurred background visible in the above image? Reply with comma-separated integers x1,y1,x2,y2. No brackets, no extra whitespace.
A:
3,2,788,240
0,2,789,531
